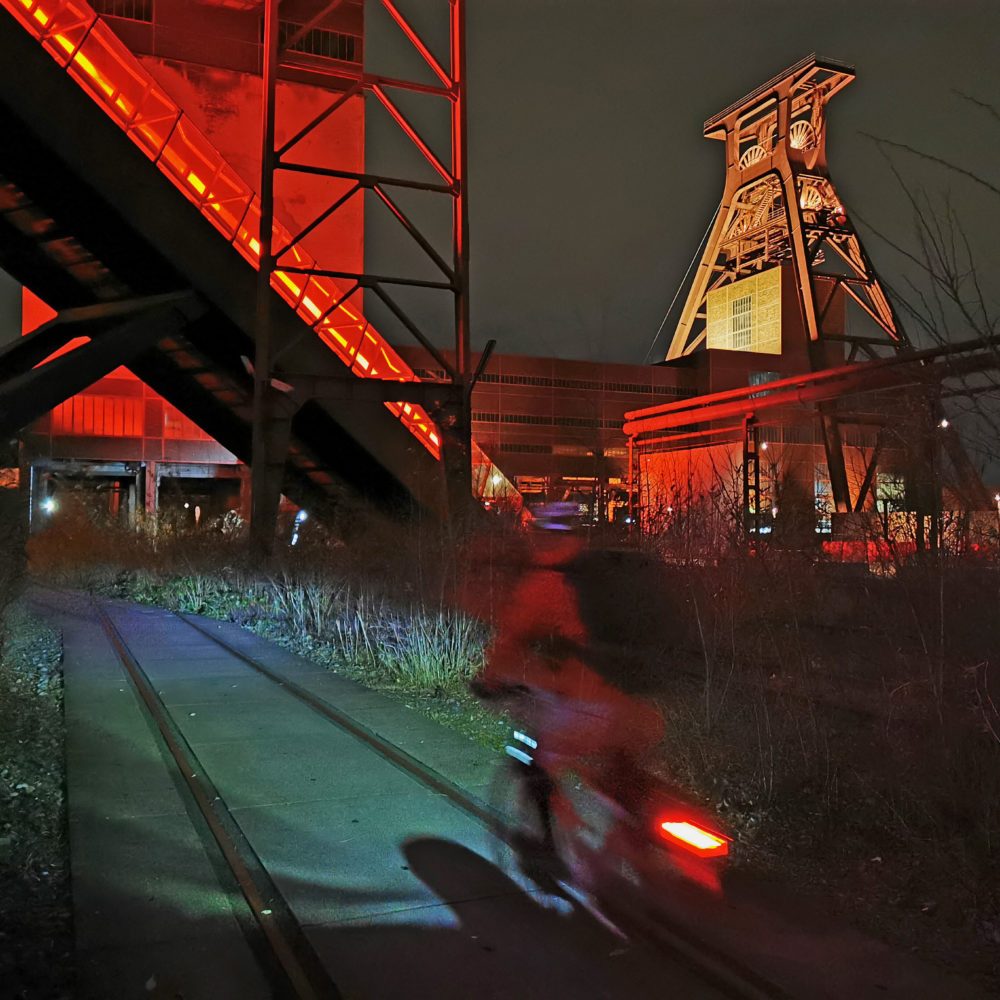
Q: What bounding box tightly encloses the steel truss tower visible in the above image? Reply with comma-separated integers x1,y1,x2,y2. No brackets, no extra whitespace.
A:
665,55,912,518
252,0,476,550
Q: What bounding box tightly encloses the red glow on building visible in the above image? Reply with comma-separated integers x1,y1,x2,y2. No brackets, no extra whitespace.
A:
4,0,518,512
2,0,443,455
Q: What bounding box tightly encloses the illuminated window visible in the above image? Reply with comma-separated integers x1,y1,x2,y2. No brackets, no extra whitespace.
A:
749,370,780,393
814,466,832,533
92,0,153,23
496,443,551,454
875,473,906,514
731,295,752,349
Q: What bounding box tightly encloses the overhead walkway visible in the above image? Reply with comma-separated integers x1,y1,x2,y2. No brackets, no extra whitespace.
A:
0,0,513,516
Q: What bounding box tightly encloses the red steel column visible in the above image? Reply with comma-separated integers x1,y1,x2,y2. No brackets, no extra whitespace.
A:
446,0,473,515
250,0,281,554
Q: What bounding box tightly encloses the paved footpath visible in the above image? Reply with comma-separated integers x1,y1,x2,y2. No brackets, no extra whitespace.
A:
31,588,723,1000
29,589,989,1000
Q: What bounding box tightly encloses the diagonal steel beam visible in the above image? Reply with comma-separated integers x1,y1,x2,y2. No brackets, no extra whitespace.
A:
380,0,453,88
0,302,204,436
275,182,362,258
853,431,885,512
372,85,454,186
370,283,457,380
373,183,455,281
0,291,199,379
276,81,362,161
278,0,347,56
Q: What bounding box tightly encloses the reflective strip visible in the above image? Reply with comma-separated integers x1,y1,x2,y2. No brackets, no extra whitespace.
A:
513,730,538,749
504,745,533,766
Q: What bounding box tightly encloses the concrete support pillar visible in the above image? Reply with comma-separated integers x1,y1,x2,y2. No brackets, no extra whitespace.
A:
144,460,158,516
238,466,252,521
250,390,291,553
438,385,473,525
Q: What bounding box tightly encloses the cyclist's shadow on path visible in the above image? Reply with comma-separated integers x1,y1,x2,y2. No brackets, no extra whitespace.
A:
306,836,691,1000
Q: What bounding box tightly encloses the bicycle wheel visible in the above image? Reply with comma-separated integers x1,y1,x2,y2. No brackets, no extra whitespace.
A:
485,756,560,894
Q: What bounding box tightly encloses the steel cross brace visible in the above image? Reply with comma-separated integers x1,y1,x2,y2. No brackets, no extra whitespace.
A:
252,0,473,551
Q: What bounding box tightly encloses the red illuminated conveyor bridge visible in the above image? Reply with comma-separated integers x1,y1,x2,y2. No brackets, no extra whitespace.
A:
0,0,517,514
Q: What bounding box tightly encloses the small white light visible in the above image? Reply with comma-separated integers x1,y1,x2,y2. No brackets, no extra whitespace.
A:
667,506,673,514
625,516,632,524
939,418,949,429
184,502,190,509
771,506,779,516
41,497,56,514
491,474,503,486
994,493,1000,503
295,509,308,523
760,441,769,451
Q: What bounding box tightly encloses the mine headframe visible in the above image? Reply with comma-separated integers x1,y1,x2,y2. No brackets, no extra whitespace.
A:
662,55,927,520
667,54,907,367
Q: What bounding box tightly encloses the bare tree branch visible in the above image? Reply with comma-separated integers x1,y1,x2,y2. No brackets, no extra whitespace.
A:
953,89,1000,127
859,131,1000,199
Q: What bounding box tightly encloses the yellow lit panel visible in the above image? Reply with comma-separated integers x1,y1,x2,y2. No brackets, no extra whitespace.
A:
706,267,781,354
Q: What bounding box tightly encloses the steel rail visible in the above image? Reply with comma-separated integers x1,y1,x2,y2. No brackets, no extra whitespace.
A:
174,610,787,1000
176,610,497,828
92,601,342,1000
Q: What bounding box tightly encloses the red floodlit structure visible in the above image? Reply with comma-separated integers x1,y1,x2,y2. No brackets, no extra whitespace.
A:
0,0,518,536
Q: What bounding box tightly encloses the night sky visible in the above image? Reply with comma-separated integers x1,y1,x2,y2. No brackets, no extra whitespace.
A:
366,0,1000,364
2,2,997,370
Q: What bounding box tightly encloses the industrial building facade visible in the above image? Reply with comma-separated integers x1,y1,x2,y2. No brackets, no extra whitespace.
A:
3,17,991,548
397,345,695,518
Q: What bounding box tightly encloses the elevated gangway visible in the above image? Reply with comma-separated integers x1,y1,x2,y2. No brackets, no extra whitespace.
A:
0,0,515,515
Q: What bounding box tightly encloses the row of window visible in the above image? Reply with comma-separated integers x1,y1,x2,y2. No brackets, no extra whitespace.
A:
472,412,624,430
413,368,690,397
481,373,690,396
277,20,361,64
91,4,363,65
491,442,625,459
495,443,550,454
92,0,152,21
755,424,880,449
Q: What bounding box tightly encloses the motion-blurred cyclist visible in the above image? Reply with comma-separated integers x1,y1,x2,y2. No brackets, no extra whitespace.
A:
468,519,664,853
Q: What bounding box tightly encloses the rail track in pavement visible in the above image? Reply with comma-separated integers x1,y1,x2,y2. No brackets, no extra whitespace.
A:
90,593,786,1000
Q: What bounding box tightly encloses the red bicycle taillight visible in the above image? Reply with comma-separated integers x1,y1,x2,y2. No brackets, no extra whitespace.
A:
657,819,729,858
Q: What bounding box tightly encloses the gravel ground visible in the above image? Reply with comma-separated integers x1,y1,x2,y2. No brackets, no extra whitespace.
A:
0,603,73,999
